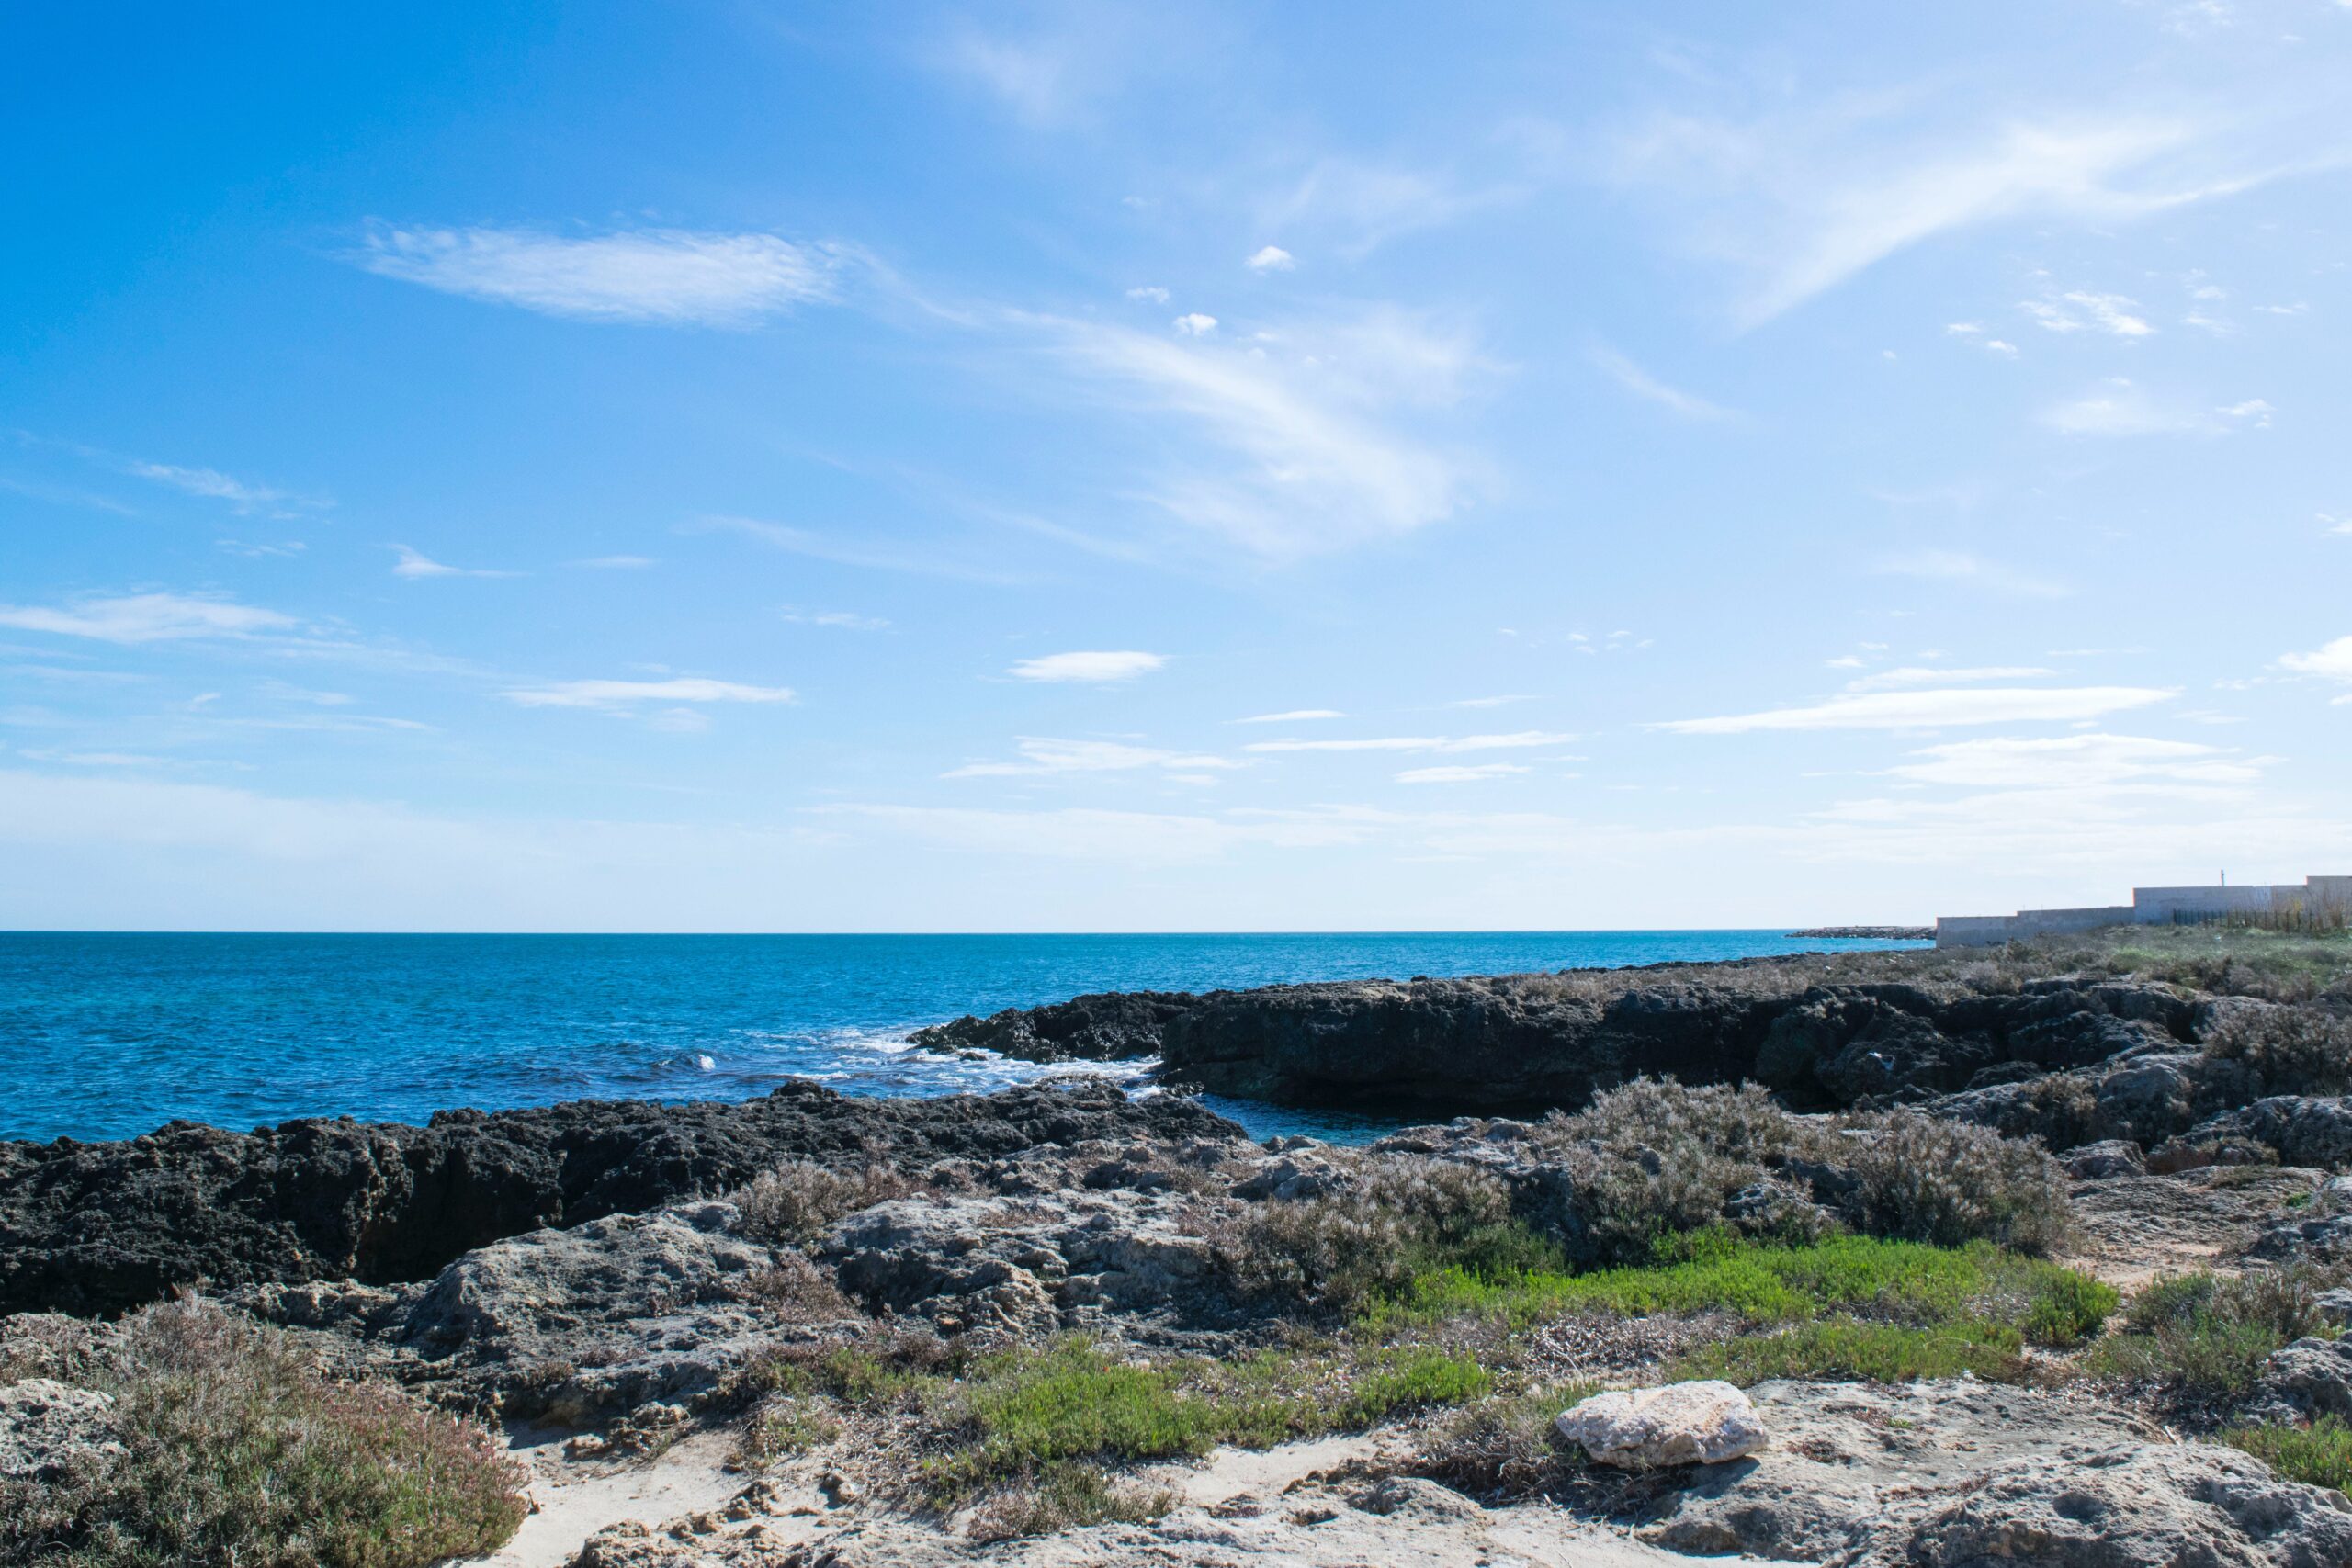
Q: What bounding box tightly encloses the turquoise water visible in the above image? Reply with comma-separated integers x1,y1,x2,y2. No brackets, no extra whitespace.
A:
0,931,1925,1143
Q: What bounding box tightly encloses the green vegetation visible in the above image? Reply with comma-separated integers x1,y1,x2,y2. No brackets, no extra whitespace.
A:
1671,1320,2030,1385
1370,1232,2114,1347
2222,1416,2352,1495
1,1298,526,1568
733,1399,842,1470
2090,1267,2344,1399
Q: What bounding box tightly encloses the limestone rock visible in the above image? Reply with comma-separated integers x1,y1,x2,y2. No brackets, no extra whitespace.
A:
2248,1335,2352,1424
0,1376,121,1483
2060,1139,2146,1179
1555,1380,1765,1468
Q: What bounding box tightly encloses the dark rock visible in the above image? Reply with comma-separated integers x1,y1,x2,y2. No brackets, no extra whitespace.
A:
0,1079,1245,1317
907,991,1199,1061
2060,1139,2147,1179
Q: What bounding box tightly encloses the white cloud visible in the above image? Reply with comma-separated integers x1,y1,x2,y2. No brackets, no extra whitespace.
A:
1589,345,1735,421
2280,636,2352,686
575,555,655,570
1171,312,1217,335
1945,321,1982,335
1886,733,2262,790
1125,286,1170,304
127,460,319,514
1871,549,2067,599
1246,730,1575,755
945,737,1237,778
1657,686,2175,733
781,608,889,631
2322,513,2352,537
503,677,796,709
1042,310,1477,556
354,225,841,325
1452,694,1535,709
1246,245,1296,272
1007,650,1167,683
1984,339,2019,356
1396,762,1530,784
2020,291,2154,337
2040,378,2199,436
2217,398,2274,428
1234,708,1345,724
0,592,299,644
390,545,517,580
1614,106,2293,323
1843,665,2057,692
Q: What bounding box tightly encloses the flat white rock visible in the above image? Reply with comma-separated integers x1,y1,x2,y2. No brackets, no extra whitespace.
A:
1555,1380,1766,1469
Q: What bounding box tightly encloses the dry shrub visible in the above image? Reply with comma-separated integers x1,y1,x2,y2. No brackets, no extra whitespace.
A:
1227,1156,1539,1314
1413,1382,1594,1500
963,1464,1172,1542
728,1250,856,1319
1839,1111,2072,1255
733,1160,915,1245
2,1296,527,1568
1534,1080,1820,1262
2203,1009,2352,1098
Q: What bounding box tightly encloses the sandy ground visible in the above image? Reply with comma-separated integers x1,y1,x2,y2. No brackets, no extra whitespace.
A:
477,1427,760,1568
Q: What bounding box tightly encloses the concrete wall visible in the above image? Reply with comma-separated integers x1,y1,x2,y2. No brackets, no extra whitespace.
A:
1935,874,2348,948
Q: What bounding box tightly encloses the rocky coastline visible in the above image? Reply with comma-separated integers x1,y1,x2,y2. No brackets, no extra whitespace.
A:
9,925,2352,1566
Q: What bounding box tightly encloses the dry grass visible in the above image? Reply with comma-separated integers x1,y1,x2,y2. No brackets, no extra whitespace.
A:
731,1161,918,1246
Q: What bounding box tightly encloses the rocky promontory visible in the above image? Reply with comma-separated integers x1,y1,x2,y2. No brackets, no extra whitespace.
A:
9,925,2352,1568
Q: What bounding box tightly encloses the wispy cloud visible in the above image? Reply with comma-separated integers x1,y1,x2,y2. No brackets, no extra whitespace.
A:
2019,290,2154,337
1589,345,1735,421
1234,708,1345,724
353,225,844,326
1886,733,2261,789
1396,761,1529,784
686,515,1026,585
2041,378,2272,436
1843,665,2055,692
573,555,655,570
390,545,518,580
945,737,1237,778
1871,549,2067,599
1041,308,1481,556
1614,103,2303,323
503,677,796,709
1657,685,2175,733
0,592,299,644
126,460,317,515
1006,650,1166,683
780,607,889,631
1245,730,1574,754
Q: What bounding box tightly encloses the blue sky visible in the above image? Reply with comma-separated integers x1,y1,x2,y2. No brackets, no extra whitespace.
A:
4,1,2349,931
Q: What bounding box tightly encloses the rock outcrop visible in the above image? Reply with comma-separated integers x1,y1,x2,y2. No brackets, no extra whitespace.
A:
0,1079,1246,1316
913,969,2207,1117
1555,1381,1765,1468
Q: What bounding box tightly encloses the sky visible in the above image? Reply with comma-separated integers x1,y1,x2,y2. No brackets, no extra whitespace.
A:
4,1,2350,932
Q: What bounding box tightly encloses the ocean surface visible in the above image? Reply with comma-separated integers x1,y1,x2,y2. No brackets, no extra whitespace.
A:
0,931,1927,1145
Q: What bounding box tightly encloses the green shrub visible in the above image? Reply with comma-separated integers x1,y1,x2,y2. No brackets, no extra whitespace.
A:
1535,1081,1816,1262
1671,1320,2030,1385
2,1297,527,1568
2223,1416,2352,1495
2091,1267,2342,1397
1332,1349,1489,1427
732,1399,842,1470
1373,1232,2111,1348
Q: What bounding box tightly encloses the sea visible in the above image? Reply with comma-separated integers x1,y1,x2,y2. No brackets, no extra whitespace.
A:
0,931,1928,1145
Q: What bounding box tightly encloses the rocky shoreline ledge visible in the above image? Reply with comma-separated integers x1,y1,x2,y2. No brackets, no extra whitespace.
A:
8,925,2352,1566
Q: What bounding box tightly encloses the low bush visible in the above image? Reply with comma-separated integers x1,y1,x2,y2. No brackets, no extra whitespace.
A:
2223,1416,2352,1495
1840,1111,2073,1256
2090,1266,2343,1399
732,1161,915,1245
732,1399,842,1470
1227,1156,1557,1314
962,1464,1172,1542
1670,1320,2031,1385
2203,1009,2352,1098
1373,1232,2113,1348
1412,1382,1596,1501
1,1297,527,1568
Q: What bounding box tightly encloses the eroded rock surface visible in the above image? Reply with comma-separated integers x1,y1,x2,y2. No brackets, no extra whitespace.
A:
0,1079,1244,1316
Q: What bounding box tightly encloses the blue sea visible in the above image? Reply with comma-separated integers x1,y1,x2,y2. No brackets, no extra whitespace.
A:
0,931,1926,1145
